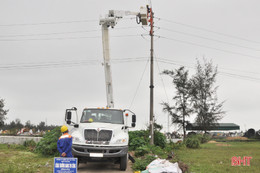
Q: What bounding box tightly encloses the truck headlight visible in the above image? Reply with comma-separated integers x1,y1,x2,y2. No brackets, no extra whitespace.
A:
73,137,83,143
116,138,127,144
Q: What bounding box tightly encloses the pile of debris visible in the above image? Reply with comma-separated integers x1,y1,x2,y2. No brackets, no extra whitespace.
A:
141,159,183,173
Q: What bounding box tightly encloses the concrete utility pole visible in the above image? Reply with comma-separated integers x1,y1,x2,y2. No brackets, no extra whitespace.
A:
148,6,154,145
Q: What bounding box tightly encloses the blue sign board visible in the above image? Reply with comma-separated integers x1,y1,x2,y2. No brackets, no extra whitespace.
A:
54,157,78,173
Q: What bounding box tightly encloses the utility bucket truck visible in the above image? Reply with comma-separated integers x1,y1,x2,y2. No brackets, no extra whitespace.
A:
65,108,136,170
64,7,148,171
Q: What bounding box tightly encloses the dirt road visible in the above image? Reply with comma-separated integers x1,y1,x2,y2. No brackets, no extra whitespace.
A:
77,161,133,173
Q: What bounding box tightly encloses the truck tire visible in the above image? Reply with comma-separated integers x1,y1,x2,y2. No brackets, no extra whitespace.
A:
120,154,128,171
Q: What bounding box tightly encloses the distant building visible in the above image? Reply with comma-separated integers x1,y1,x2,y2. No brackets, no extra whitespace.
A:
186,123,240,131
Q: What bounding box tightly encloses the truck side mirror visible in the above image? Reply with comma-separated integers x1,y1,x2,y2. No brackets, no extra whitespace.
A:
67,111,72,120
131,115,136,127
66,111,72,125
132,115,136,123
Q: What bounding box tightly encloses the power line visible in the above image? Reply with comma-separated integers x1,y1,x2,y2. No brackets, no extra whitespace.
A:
154,56,170,103
219,71,260,82
0,34,142,41
0,26,140,38
157,59,260,82
0,57,149,70
0,17,138,27
158,35,260,60
1,56,260,82
0,60,100,70
112,57,149,63
158,26,260,52
4,56,258,82
0,19,98,27
156,17,260,45
154,55,172,133
155,58,260,82
0,29,99,38
151,57,260,76
0,35,101,41
129,58,150,109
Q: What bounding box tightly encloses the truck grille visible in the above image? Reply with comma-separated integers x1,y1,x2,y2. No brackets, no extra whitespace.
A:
84,129,112,142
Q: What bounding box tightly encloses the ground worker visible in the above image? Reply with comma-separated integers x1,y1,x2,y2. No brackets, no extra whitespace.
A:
57,125,73,157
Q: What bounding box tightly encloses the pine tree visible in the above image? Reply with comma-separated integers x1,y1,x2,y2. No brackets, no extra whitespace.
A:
190,59,225,132
0,99,8,127
162,67,193,138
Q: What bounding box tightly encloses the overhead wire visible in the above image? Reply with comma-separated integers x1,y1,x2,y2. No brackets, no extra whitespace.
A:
155,57,260,82
154,56,170,103
156,17,260,45
0,29,99,38
0,57,149,70
1,55,260,82
0,19,98,27
0,59,100,70
154,54,172,132
0,34,142,41
0,26,140,38
154,57,260,76
0,14,259,82
0,35,101,41
128,57,150,109
157,35,260,60
158,26,260,52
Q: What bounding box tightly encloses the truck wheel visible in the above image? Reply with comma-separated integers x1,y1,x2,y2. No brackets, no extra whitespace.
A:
120,154,128,171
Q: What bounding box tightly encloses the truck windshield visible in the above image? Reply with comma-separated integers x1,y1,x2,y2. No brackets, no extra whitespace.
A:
81,109,124,124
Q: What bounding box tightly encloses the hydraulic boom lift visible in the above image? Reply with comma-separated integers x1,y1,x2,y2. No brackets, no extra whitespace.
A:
99,7,148,108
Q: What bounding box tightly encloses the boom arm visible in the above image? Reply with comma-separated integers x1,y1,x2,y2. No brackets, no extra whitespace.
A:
100,7,148,108
101,24,114,108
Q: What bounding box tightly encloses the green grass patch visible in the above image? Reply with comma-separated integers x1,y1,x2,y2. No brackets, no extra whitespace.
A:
173,141,260,173
0,144,53,173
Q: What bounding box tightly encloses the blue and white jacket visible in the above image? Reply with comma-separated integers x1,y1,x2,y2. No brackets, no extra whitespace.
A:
57,133,73,157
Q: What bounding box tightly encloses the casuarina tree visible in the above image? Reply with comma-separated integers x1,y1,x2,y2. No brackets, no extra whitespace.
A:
190,59,225,132
0,98,8,127
162,67,193,138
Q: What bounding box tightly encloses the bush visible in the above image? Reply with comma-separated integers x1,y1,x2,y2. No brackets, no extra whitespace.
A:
132,155,156,171
194,134,211,144
154,130,167,148
135,145,150,157
201,134,211,143
185,137,200,148
129,130,167,150
23,140,37,151
35,127,61,156
129,137,148,151
165,141,185,152
129,130,149,150
9,144,26,150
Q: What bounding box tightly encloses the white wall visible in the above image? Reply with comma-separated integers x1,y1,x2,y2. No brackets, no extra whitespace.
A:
0,136,42,145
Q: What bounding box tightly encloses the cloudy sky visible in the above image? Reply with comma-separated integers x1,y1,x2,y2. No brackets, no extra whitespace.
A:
1,0,260,132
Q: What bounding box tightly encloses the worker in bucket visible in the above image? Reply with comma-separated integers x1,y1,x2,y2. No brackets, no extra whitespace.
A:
57,125,73,157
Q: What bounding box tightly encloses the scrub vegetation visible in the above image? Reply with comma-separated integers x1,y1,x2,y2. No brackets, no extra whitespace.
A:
0,127,60,172
1,128,259,172
129,130,188,172
35,126,61,156
174,141,260,173
130,131,260,173
0,144,53,173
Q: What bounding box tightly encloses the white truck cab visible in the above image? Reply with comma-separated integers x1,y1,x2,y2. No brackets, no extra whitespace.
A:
65,107,136,171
